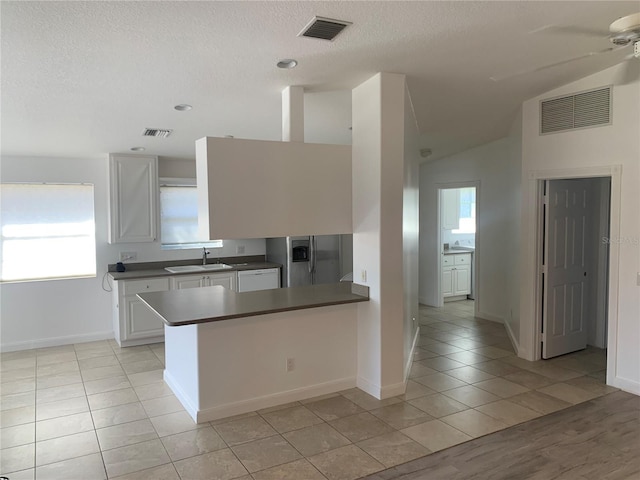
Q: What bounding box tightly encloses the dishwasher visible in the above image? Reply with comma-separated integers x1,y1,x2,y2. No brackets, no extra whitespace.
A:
237,268,280,292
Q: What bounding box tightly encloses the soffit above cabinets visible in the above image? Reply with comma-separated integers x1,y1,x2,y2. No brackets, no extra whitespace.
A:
196,137,352,240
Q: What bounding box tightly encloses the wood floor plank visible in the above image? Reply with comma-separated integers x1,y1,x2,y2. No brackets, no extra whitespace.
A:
362,391,640,480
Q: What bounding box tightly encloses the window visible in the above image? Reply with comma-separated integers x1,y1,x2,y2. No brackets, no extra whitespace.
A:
159,179,223,249
1,183,96,282
452,187,476,234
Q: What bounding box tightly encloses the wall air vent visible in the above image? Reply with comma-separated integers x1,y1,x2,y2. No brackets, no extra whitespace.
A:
540,86,611,135
298,16,352,41
142,128,173,138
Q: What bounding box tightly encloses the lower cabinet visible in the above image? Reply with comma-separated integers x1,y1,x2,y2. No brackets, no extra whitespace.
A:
170,271,237,291
442,253,471,299
113,278,169,347
113,272,239,346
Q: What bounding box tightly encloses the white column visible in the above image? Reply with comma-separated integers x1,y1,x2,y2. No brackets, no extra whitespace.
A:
352,72,406,398
282,86,304,142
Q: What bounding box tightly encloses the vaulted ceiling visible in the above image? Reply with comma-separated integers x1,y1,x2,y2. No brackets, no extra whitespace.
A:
2,1,637,162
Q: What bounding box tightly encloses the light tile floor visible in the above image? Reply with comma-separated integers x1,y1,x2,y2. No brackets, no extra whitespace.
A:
1,300,616,479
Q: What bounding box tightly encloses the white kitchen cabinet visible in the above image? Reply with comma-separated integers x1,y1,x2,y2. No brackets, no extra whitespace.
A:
442,267,454,296
442,253,471,299
441,189,460,230
113,278,169,347
170,271,237,291
108,154,158,243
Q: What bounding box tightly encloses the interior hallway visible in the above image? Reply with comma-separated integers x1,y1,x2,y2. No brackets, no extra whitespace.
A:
0,300,622,479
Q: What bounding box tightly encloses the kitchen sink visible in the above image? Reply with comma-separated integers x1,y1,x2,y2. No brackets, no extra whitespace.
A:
201,264,232,271
164,264,231,273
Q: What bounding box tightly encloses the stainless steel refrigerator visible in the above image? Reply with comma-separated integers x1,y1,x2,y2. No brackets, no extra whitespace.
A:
266,235,352,287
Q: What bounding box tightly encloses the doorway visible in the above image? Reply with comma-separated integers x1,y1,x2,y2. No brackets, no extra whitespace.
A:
437,182,479,313
539,177,611,360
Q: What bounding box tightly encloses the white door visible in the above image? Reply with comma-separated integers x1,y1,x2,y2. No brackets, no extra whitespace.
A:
542,179,593,359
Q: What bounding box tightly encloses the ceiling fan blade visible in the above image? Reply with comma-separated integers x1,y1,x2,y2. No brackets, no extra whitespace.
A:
490,47,620,82
529,24,610,38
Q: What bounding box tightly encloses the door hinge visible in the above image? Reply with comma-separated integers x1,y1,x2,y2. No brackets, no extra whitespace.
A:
541,332,547,343
541,265,547,274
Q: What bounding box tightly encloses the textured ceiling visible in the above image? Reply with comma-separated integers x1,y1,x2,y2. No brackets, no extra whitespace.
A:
1,1,638,162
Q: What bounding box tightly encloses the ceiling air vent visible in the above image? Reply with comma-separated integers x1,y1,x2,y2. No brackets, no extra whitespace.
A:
540,86,611,135
298,16,352,41
142,128,173,138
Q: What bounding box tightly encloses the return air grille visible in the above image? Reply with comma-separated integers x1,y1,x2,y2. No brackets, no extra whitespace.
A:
298,16,351,41
540,87,611,134
142,128,173,138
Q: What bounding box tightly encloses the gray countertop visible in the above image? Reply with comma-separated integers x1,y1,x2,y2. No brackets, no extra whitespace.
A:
443,248,475,255
138,282,369,326
109,262,281,281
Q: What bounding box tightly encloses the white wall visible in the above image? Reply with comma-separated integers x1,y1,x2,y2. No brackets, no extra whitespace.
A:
519,62,640,393
352,72,406,398
0,155,265,351
166,303,358,422
419,137,521,327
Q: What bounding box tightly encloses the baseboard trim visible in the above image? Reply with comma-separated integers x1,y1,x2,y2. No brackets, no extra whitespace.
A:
503,318,521,357
380,381,407,398
475,311,504,324
194,377,357,423
357,375,407,400
164,369,199,422
419,297,435,306
0,330,114,353
404,326,420,382
356,375,381,398
610,375,640,396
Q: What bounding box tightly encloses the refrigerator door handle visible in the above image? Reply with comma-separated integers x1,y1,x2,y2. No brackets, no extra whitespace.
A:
309,235,316,275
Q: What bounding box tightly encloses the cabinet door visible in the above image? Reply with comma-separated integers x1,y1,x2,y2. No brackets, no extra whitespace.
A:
206,272,237,291
453,267,471,295
442,267,454,297
109,154,158,243
441,189,460,230
119,278,169,343
171,275,207,290
125,296,165,340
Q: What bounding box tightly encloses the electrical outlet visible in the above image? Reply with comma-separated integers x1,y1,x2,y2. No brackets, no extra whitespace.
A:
361,270,367,283
236,245,245,254
286,357,295,372
120,251,137,262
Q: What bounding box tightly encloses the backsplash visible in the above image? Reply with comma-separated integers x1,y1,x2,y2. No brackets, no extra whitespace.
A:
442,230,475,247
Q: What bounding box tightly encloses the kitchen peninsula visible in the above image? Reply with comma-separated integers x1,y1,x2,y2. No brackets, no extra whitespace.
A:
138,282,369,422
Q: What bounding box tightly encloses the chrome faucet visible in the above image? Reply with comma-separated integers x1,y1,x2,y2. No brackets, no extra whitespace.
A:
202,247,210,265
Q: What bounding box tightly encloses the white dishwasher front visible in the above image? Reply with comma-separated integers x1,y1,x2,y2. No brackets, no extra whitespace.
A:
237,268,280,292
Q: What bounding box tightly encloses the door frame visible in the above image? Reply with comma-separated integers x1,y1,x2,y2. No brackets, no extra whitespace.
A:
528,166,621,385
436,180,481,315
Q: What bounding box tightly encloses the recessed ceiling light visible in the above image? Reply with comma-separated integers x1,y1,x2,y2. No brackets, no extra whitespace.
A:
277,59,298,69
174,104,192,111
130,147,146,152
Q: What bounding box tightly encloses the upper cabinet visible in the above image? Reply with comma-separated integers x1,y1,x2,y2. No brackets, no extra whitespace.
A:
196,137,352,239
108,154,158,244
441,189,460,231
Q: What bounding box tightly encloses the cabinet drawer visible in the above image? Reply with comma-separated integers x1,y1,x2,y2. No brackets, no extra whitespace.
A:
123,278,170,295
454,254,471,266
442,256,454,266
